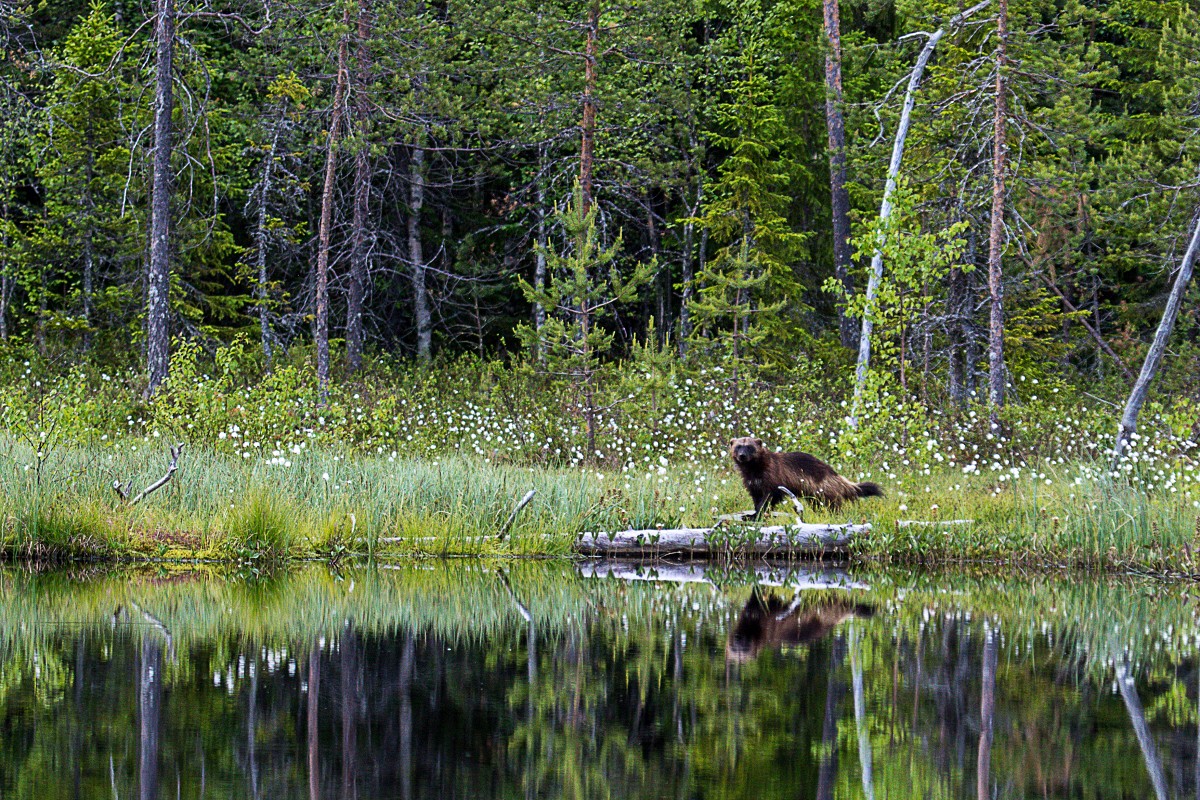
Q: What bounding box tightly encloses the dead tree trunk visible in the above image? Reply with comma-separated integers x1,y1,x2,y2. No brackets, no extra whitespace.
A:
253,115,283,364
822,0,855,349
315,8,351,398
534,144,548,336
145,0,175,395
1113,205,1200,464
347,0,372,373
851,0,992,425
580,0,599,214
986,0,1009,423
408,139,431,360
83,139,96,349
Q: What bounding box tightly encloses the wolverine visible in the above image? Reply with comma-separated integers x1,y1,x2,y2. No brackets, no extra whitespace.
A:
729,436,883,518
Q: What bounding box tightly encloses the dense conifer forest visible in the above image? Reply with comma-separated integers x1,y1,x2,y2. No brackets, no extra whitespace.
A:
1,0,1196,396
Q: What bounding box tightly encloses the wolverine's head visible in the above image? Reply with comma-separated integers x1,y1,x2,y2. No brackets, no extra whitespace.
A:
729,436,766,465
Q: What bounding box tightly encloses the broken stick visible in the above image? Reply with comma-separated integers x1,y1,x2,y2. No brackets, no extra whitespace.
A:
113,443,185,506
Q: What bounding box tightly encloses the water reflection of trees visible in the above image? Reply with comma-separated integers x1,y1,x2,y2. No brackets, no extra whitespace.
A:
0,565,1196,798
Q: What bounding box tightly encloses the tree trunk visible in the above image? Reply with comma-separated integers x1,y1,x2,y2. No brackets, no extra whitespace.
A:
822,0,855,349
83,139,96,350
409,140,431,360
0,200,9,339
315,8,351,398
851,0,992,425
1113,206,1200,464
680,159,702,354
347,0,373,373
948,266,965,404
986,0,1009,423
254,118,282,365
580,0,599,214
145,0,175,395
534,152,547,335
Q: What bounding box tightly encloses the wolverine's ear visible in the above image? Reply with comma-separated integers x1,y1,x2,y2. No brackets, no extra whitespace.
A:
754,437,764,448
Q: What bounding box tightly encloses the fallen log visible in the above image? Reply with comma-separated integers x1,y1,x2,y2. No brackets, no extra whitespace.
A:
578,561,869,590
575,522,869,557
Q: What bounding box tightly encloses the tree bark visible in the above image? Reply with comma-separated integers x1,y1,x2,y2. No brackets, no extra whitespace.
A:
822,0,856,349
254,117,283,365
146,0,175,395
1113,206,1200,464
82,138,96,350
680,158,702,354
851,0,992,425
347,0,373,373
534,154,547,336
316,8,351,398
579,0,599,214
986,0,1009,422
409,140,431,360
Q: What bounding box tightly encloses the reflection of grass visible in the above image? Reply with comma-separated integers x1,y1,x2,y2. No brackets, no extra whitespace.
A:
0,561,1195,682
0,435,1196,569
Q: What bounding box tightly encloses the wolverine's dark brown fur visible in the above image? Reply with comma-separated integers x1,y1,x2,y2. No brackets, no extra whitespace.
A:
729,436,883,518
727,590,875,662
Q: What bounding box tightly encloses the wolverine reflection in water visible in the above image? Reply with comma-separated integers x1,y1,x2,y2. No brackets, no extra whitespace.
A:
727,588,875,662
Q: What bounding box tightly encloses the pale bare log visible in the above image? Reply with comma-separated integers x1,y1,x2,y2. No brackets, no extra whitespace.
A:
575,523,867,556
1112,205,1200,465
852,0,993,426
113,443,185,506
497,489,536,540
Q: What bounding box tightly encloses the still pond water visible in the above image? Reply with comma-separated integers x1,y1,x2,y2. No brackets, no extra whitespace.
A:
0,560,1196,799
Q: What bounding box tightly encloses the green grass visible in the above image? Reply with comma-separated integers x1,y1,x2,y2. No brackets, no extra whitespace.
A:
0,433,1196,571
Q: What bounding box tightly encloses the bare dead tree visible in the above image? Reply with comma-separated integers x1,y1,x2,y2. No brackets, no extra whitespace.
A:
851,0,993,426
580,0,599,215
1113,204,1200,465
315,7,351,398
986,0,1009,424
347,0,374,373
112,443,185,506
822,0,855,349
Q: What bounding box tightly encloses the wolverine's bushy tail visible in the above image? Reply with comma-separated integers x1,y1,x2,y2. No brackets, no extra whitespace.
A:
855,481,884,499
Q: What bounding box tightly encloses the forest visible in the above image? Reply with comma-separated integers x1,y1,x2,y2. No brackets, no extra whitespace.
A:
0,0,1198,561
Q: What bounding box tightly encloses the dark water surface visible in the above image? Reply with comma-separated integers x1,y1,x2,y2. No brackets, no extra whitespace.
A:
0,560,1196,799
